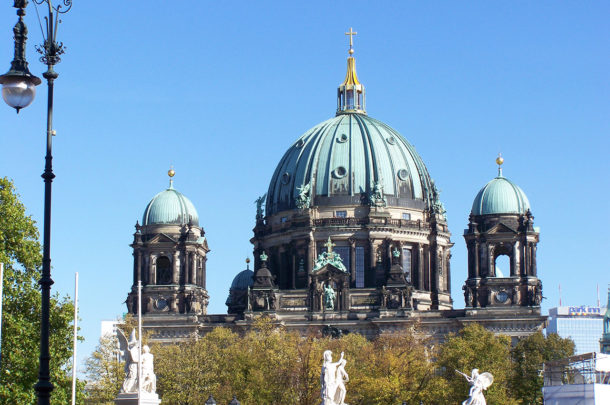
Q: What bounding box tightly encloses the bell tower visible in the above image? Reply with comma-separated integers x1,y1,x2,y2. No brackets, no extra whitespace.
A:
463,156,542,309
126,169,210,317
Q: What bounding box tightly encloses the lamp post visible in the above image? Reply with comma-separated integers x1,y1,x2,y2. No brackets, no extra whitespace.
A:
0,1,72,404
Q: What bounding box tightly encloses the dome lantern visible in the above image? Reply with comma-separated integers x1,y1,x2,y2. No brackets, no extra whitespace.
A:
337,28,366,115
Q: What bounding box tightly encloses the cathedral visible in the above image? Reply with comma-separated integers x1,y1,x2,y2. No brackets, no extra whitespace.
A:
124,32,545,343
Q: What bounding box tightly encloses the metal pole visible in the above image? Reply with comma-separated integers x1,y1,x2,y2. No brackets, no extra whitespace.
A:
138,280,142,405
35,20,58,405
71,272,78,405
0,263,4,370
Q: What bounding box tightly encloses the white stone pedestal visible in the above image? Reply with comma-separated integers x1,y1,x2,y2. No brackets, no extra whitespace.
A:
114,392,161,405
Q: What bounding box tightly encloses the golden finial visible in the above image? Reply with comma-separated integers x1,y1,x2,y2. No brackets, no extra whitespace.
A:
168,165,175,188
496,153,504,177
345,27,357,55
246,257,251,269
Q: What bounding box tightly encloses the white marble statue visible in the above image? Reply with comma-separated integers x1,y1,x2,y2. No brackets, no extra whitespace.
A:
117,330,158,395
141,345,157,393
118,330,140,394
320,350,349,405
457,369,493,405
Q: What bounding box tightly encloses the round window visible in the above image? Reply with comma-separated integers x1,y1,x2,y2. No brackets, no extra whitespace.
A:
295,139,304,148
281,172,291,184
155,298,168,310
386,137,396,145
333,166,348,178
337,133,348,143
496,291,509,303
397,169,409,181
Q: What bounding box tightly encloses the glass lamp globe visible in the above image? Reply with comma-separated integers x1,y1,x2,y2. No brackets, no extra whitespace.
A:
1,76,38,113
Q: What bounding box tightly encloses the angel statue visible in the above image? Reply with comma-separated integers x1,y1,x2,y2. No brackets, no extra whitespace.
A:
117,329,140,394
456,369,493,405
320,350,348,405
255,193,267,220
117,329,159,396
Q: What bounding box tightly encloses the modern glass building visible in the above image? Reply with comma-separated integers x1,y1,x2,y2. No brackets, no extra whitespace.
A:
547,306,606,354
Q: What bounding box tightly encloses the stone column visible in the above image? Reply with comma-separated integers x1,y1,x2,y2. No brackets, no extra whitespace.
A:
513,241,520,276
417,243,424,290
203,256,207,289
488,244,494,277
368,238,376,288
191,252,196,285
474,241,480,277
149,254,155,285
532,244,537,275
173,251,180,284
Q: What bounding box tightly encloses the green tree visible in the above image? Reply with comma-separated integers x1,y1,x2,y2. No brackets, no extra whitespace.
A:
0,177,83,404
437,323,517,405
510,332,574,404
83,335,123,404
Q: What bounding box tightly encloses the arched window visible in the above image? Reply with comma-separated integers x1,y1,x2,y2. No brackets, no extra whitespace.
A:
157,256,172,285
494,254,510,278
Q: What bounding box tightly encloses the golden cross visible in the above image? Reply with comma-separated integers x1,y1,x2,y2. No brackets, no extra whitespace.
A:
324,237,336,253
345,27,357,52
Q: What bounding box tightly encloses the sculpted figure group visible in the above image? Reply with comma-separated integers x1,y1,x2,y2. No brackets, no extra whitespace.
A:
320,350,349,405
117,329,157,395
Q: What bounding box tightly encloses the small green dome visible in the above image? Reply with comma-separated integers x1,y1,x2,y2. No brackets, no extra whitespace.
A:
471,175,530,216
266,113,435,215
142,186,199,226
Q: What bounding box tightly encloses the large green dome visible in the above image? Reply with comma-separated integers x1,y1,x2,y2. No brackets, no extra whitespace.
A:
142,186,199,226
266,113,435,215
471,174,530,216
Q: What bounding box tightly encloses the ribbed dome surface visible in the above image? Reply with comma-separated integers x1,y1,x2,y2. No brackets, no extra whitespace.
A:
142,187,199,226
266,113,434,215
471,175,530,215
230,269,254,290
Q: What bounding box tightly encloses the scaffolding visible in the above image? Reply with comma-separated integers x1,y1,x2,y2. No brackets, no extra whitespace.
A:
544,352,610,386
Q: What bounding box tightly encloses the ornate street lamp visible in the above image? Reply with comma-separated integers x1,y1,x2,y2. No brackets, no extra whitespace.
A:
0,1,72,404
0,0,41,112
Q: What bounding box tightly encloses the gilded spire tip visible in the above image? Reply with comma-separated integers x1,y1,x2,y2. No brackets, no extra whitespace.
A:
337,28,366,115
345,27,357,55
168,165,175,188
496,153,504,177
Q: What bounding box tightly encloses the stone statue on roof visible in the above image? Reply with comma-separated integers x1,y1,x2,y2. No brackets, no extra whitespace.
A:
296,183,311,209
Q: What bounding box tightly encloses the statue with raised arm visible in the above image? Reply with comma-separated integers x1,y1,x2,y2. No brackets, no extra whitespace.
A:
456,369,493,405
320,350,345,405
323,284,336,310
255,193,267,220
333,358,349,405
296,183,311,209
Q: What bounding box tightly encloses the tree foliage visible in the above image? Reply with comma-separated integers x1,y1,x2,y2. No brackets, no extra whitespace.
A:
510,332,575,405
86,317,571,405
150,317,445,405
83,335,123,404
0,177,84,404
436,323,518,405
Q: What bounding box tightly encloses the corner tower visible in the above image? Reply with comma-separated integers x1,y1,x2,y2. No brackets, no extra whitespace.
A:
463,156,542,310
126,169,210,324
247,29,452,326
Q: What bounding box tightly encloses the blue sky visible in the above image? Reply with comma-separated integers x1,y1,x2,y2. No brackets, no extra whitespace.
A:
1,2,608,369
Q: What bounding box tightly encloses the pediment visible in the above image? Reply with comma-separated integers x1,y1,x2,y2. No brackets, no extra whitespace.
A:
487,222,517,234
147,233,177,244
312,264,349,278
